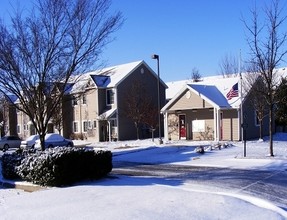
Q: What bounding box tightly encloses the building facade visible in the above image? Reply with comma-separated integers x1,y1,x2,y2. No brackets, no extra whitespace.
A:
10,60,167,142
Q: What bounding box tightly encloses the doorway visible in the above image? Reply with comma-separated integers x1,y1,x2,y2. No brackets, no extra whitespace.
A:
179,114,186,140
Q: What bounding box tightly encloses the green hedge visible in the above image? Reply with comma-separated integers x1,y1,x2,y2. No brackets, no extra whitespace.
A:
1,147,112,187
1,150,24,179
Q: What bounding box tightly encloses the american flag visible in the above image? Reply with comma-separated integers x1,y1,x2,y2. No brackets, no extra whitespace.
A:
226,83,239,100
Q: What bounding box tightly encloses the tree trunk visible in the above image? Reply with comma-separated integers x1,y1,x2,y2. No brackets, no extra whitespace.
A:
40,134,45,151
135,122,140,140
259,119,263,140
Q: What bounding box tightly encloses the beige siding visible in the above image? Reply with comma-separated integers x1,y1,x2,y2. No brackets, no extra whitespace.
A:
221,109,239,141
167,113,179,140
190,109,214,140
167,109,215,141
169,90,212,111
72,88,99,140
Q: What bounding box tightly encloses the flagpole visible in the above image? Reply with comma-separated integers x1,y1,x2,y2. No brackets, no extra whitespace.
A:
239,50,247,157
239,49,244,142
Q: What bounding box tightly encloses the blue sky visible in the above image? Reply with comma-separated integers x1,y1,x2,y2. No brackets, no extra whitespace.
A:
1,0,286,82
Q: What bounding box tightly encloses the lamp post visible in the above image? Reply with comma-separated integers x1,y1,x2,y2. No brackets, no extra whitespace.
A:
151,54,163,144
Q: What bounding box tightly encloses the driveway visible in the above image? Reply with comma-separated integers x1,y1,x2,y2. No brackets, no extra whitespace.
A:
112,162,287,210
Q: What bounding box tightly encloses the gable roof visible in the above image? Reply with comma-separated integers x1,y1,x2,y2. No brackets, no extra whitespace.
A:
188,84,231,108
89,60,143,88
161,83,231,113
69,60,167,94
164,76,241,112
165,67,287,110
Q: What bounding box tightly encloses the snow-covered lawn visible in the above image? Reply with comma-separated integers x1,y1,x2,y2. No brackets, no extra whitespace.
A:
1,133,287,219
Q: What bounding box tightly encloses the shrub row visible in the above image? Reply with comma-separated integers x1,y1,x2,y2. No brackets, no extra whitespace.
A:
1,147,112,187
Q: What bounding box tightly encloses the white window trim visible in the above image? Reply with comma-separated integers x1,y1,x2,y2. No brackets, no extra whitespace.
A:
17,124,21,134
106,89,115,106
93,120,97,129
73,121,79,133
82,94,87,105
83,120,88,132
73,96,78,106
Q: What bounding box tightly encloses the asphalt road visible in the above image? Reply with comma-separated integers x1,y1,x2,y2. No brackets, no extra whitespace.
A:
112,161,287,211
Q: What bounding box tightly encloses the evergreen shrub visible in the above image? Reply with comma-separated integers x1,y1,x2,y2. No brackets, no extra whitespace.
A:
1,150,24,179
1,147,112,187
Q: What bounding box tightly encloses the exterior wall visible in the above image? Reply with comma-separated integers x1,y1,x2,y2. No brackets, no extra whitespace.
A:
62,95,74,139
165,90,272,142
117,63,166,141
242,98,269,140
98,88,111,114
2,62,167,142
169,90,212,111
16,110,30,139
71,88,99,141
167,113,179,140
221,109,239,141
189,109,214,140
164,86,242,141
166,109,215,141
5,104,17,137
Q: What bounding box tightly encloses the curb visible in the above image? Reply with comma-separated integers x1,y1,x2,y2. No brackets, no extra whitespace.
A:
0,179,45,192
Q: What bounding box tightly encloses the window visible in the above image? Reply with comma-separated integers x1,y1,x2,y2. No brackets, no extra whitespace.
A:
93,120,97,129
106,89,114,105
82,94,87,104
17,125,21,134
23,124,28,131
73,121,79,132
88,120,92,129
72,96,78,106
83,121,89,132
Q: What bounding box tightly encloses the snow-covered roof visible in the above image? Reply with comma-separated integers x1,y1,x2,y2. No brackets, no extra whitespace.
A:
164,67,287,111
6,94,18,104
98,108,117,120
69,60,152,94
88,60,143,88
188,84,231,108
165,75,241,109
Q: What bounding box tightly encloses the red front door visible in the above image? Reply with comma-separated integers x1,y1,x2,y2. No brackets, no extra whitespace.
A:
179,114,186,139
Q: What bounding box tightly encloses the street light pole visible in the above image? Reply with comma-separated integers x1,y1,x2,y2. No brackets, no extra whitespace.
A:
151,54,163,144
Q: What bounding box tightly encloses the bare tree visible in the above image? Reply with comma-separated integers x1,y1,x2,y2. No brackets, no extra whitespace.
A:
191,67,202,82
0,0,122,150
243,0,287,156
243,68,269,140
219,53,240,77
142,106,158,142
124,80,156,140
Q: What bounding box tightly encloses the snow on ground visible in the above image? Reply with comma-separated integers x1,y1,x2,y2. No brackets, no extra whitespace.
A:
1,133,287,219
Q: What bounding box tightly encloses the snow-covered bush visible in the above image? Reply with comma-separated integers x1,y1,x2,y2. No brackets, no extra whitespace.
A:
16,147,113,186
1,147,112,186
1,150,25,179
195,146,205,154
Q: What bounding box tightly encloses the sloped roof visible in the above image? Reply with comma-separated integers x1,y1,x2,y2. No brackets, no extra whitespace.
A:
161,83,231,113
188,84,231,108
98,108,117,120
69,60,167,94
6,94,18,104
89,60,143,88
165,76,241,110
165,67,287,110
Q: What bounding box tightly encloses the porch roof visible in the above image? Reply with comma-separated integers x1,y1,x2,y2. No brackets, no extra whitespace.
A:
98,108,117,120
188,84,231,109
161,83,231,113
